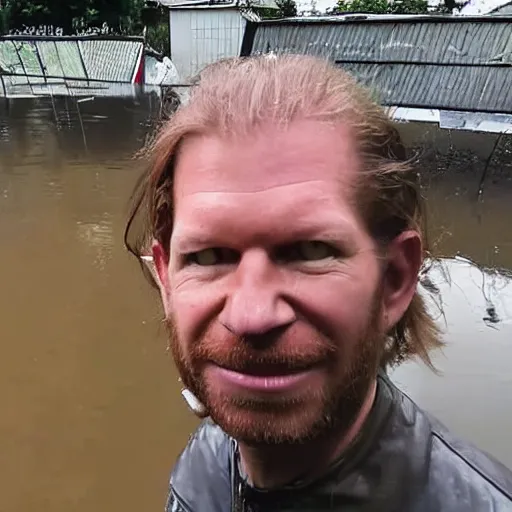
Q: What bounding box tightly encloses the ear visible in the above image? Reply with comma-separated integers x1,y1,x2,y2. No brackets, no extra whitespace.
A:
381,230,422,332
152,240,172,317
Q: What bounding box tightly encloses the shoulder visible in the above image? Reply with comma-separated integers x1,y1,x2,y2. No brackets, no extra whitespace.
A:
389,379,512,511
428,416,512,507
165,418,233,512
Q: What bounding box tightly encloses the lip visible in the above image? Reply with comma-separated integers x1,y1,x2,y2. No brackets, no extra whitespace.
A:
205,363,321,393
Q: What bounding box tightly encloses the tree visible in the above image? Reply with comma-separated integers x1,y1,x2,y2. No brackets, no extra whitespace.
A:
275,0,298,17
0,0,147,35
252,0,298,19
0,0,170,54
432,0,471,13
335,0,428,15
333,0,470,14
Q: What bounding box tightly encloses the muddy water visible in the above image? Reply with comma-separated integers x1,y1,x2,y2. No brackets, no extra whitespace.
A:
0,97,511,511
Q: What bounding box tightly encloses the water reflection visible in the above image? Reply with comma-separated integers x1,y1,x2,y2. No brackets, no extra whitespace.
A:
76,215,115,272
0,98,511,512
394,257,512,465
421,256,512,328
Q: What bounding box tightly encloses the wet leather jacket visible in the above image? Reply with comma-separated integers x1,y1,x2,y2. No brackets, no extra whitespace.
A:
165,373,512,511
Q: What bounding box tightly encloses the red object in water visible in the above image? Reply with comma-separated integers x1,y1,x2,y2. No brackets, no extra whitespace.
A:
133,47,144,85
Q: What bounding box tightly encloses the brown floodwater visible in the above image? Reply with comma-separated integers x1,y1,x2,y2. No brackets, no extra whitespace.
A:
1,96,511,512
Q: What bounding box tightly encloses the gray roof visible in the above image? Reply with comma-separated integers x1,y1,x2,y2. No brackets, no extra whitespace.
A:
243,15,512,114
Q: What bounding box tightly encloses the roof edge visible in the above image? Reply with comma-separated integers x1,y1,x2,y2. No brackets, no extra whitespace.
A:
0,34,145,42
251,13,512,23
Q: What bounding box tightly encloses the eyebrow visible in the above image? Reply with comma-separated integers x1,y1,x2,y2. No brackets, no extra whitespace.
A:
171,232,219,253
171,223,360,254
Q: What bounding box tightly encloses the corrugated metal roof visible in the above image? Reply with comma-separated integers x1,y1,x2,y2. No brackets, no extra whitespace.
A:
80,39,141,81
0,36,145,98
245,16,512,113
337,62,511,112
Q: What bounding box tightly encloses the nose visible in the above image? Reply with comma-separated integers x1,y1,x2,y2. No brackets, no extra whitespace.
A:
218,249,296,336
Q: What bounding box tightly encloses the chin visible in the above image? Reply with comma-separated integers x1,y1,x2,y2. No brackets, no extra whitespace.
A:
205,390,337,445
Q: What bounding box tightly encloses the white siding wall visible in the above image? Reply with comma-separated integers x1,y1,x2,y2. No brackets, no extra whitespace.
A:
169,8,246,82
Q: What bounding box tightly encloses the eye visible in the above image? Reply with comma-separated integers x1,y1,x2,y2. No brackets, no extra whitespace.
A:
297,241,336,261
195,249,218,266
185,248,239,266
277,241,338,262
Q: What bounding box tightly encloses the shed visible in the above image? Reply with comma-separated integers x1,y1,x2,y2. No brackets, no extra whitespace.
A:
158,0,274,82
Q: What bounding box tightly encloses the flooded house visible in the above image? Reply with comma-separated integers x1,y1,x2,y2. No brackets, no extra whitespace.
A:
0,34,179,99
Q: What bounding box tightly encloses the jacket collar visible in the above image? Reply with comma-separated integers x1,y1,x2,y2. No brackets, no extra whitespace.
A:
232,372,405,510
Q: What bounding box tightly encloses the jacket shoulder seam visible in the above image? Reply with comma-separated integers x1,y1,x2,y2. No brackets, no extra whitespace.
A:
431,430,512,500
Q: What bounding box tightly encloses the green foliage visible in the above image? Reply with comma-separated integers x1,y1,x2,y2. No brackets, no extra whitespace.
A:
0,0,170,54
252,0,298,19
0,3,11,34
275,0,298,17
145,18,170,55
334,0,471,14
0,0,150,35
431,0,471,13
335,0,428,14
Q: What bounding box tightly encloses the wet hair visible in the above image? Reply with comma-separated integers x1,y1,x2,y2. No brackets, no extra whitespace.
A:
124,53,443,371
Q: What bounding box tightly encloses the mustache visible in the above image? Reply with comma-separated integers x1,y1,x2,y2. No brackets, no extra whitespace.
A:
189,328,338,373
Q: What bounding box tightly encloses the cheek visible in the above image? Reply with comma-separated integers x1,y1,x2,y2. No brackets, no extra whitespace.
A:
293,263,380,342
170,280,223,353
169,256,381,352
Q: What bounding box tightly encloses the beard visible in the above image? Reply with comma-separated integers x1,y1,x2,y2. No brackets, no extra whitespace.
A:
167,290,385,446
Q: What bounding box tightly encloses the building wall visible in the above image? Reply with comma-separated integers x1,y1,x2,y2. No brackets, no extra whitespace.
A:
169,8,246,82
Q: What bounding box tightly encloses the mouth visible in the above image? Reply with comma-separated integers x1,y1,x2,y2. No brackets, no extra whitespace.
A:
204,362,323,394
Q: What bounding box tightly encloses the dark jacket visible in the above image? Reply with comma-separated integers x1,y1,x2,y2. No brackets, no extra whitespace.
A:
165,374,512,511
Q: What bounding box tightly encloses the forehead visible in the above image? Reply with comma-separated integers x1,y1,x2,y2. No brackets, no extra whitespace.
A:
174,120,359,197
172,120,363,243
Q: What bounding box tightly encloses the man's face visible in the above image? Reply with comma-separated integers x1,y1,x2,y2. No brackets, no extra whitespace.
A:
155,120,388,444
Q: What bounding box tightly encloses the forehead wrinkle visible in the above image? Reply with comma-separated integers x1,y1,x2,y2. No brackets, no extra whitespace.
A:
173,177,356,216
175,179,331,197
173,165,356,200
174,186,346,228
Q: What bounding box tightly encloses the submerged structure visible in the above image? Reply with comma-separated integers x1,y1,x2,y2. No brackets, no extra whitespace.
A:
0,34,179,98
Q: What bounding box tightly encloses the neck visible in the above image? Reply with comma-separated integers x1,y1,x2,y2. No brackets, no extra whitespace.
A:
238,379,377,490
